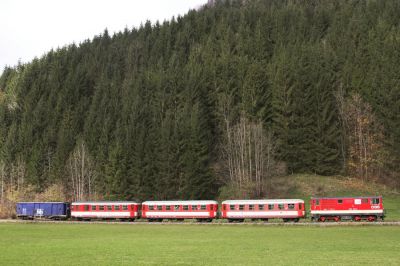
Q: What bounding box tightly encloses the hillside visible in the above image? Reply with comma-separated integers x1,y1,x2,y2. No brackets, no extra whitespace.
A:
0,0,399,202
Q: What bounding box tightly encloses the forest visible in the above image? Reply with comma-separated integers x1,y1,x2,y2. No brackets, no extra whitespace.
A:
0,0,399,205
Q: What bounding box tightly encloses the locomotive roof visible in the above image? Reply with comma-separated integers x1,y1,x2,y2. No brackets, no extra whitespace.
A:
72,201,139,205
310,196,382,199
142,200,218,205
222,199,304,204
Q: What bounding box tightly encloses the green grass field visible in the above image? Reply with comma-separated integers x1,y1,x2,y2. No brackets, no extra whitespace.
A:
0,223,399,265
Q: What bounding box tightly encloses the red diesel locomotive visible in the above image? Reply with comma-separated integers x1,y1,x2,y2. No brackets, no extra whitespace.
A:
310,196,384,222
71,201,140,221
221,199,306,222
141,200,218,222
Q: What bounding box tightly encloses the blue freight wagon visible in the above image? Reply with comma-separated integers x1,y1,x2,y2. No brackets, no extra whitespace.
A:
16,202,70,220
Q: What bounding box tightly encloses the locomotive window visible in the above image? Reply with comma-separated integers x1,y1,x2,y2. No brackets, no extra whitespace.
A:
315,200,320,206
362,199,368,204
249,205,254,210
210,205,213,211
288,204,295,209
278,204,284,210
372,198,380,204
239,205,244,211
84,205,89,211
183,205,189,211
149,205,154,210
99,206,105,211
201,205,207,210
122,205,128,210
192,205,198,211
175,205,180,211
230,205,235,210
258,205,264,210
166,206,171,211
115,206,120,211
268,204,274,210
107,206,112,211
157,205,163,211
338,200,343,204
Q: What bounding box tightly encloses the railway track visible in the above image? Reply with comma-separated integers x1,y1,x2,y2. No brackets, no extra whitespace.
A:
1,219,400,226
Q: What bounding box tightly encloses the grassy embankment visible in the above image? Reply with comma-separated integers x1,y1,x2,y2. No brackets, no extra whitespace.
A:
266,174,400,220
0,223,399,265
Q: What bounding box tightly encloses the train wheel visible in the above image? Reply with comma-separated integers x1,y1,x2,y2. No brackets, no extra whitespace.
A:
262,219,269,223
228,219,234,223
334,216,340,222
319,216,326,222
294,218,299,223
354,216,361,222
367,216,376,222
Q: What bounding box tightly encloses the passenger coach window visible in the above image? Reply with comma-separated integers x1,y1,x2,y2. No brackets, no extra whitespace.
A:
84,205,89,211
192,205,198,211
166,206,171,211
278,204,284,210
183,205,189,211
157,206,163,211
372,198,380,204
122,205,128,210
201,205,206,210
149,205,154,210
91,206,97,211
175,205,180,211
239,205,244,211
259,205,264,210
230,205,235,210
107,206,112,211
115,206,120,211
249,205,254,210
99,206,105,211
288,204,294,209
268,204,274,210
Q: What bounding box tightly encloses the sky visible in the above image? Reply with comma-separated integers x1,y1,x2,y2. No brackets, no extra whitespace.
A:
0,0,208,74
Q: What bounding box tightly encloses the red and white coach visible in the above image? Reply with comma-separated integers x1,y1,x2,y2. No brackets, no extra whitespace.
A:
221,199,306,222
71,201,140,221
141,200,218,222
310,196,385,222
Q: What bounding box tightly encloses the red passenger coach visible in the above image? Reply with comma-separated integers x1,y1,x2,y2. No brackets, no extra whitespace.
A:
141,200,218,222
310,196,384,222
71,201,140,221
221,199,306,222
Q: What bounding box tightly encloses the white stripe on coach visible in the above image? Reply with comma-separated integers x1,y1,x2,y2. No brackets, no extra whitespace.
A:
226,211,300,218
71,211,136,218
144,211,211,217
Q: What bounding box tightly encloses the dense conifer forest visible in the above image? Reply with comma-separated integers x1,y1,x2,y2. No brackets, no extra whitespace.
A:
0,0,399,202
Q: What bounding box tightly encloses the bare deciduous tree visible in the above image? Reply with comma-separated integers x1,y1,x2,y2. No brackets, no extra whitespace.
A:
336,92,384,180
221,114,275,198
67,140,96,201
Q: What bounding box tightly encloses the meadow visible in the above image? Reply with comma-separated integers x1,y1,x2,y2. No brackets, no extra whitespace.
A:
0,223,399,265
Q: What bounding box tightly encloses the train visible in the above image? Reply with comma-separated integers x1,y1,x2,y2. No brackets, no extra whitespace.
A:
16,196,385,222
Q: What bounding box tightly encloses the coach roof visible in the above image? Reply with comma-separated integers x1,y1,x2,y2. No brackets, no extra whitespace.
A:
143,200,218,205
222,199,304,204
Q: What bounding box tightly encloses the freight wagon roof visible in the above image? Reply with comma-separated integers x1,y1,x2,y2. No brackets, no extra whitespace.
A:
222,199,304,204
72,201,139,205
142,200,218,205
310,196,382,200
17,202,68,204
